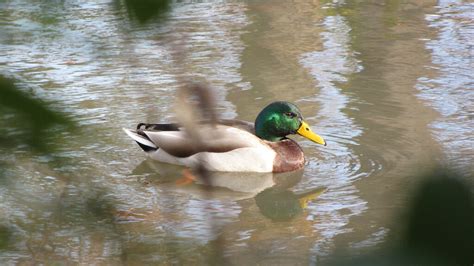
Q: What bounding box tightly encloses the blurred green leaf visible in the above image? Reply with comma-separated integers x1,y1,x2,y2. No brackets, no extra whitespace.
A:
0,76,74,153
0,225,12,250
118,0,171,24
400,169,474,265
327,168,474,266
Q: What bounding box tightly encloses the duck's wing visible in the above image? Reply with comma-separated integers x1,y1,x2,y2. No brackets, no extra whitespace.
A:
144,125,263,157
137,120,255,133
123,124,264,158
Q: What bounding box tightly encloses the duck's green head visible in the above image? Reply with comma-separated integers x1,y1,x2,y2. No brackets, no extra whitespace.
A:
255,101,326,145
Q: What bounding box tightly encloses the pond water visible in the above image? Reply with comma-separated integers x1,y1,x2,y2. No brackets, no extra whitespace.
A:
0,0,472,264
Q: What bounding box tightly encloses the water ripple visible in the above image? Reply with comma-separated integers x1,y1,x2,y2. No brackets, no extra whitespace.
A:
417,1,474,175
298,14,369,256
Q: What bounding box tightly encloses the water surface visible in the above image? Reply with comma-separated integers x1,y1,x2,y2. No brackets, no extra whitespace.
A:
0,0,472,264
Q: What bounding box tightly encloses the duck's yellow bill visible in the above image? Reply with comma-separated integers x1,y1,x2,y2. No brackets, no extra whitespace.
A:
297,121,326,146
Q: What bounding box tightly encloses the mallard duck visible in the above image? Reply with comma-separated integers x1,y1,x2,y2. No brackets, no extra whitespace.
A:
123,101,326,173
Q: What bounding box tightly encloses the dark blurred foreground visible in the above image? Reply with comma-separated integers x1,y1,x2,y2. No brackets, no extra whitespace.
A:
328,168,473,266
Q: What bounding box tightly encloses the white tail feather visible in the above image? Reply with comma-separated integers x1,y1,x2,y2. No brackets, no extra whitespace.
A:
122,128,157,149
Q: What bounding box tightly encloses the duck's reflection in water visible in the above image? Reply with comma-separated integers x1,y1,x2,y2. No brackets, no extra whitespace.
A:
132,159,325,208
122,160,328,263
255,186,326,221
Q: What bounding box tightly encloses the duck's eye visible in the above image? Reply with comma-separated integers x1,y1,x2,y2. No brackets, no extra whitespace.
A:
284,112,296,118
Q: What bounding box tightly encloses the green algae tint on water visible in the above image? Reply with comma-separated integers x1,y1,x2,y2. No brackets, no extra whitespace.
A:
0,0,473,264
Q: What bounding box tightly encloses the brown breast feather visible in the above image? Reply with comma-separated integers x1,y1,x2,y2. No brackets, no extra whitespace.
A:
267,139,305,173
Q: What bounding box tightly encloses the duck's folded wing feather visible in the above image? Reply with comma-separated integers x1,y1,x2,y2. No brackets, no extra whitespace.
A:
143,125,264,158
217,119,255,133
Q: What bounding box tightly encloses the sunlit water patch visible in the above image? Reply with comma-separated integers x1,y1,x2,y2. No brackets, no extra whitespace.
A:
299,14,371,256
0,1,249,124
417,1,474,175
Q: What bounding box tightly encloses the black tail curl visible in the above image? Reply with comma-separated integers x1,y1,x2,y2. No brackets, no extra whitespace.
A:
136,123,180,131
